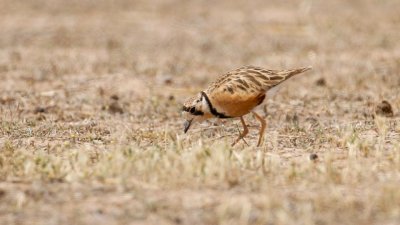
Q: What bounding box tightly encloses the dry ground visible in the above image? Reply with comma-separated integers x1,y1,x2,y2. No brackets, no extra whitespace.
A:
1,0,400,224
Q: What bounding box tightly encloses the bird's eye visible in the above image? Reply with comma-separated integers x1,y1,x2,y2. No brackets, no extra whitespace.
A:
190,107,195,113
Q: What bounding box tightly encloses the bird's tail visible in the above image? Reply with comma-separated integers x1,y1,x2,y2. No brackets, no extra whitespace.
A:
265,66,312,95
283,66,312,79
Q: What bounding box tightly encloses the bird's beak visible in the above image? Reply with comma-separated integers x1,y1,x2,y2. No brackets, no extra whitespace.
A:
183,119,193,133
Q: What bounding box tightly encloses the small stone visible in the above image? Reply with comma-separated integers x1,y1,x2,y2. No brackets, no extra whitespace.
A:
309,153,318,161
157,74,173,85
34,106,47,114
375,100,393,117
163,77,173,85
108,101,123,114
110,94,119,101
315,77,326,86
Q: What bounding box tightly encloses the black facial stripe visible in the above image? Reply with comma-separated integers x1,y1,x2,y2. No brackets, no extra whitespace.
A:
182,106,204,116
200,92,231,119
192,110,204,116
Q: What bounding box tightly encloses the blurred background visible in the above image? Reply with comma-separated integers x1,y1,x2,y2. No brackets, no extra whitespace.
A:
1,0,399,121
0,1,400,224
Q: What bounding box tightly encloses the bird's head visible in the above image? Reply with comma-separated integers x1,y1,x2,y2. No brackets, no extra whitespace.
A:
181,92,212,133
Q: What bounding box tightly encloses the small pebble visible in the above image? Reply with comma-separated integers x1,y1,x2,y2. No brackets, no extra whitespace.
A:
108,101,123,114
315,77,326,86
309,153,318,161
34,106,47,114
110,94,119,101
375,100,393,117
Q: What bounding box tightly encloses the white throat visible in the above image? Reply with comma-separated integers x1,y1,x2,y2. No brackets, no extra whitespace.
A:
201,96,211,114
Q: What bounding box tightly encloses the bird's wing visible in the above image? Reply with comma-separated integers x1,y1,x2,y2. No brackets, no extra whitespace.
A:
207,65,311,93
205,65,311,117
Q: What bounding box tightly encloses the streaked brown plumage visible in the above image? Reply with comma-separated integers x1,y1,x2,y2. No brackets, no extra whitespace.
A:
182,65,312,146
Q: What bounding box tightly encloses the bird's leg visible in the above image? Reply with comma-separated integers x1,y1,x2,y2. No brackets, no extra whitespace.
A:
252,111,267,147
231,116,249,146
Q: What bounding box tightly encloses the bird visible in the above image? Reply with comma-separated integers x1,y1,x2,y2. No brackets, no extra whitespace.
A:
182,65,312,147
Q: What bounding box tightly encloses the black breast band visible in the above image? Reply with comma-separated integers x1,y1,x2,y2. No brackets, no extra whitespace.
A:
201,92,231,118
